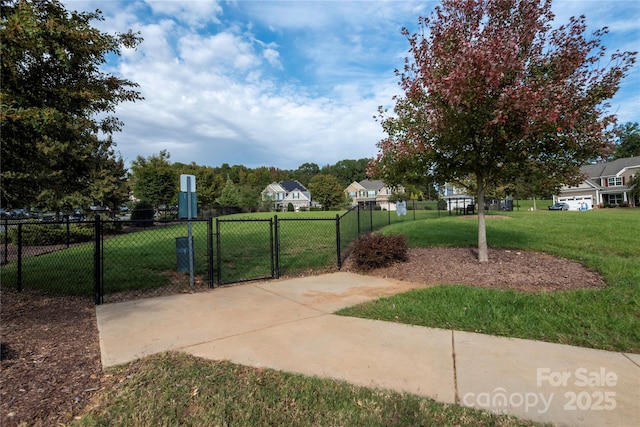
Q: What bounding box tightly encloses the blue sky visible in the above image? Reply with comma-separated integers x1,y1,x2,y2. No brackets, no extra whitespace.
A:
64,0,640,170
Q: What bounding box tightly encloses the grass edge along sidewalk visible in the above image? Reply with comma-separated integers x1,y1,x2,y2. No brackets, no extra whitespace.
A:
338,209,640,354
73,352,541,427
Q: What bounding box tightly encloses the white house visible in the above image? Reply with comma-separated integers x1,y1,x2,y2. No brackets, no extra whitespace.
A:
344,179,405,211
555,156,640,209
261,180,311,211
440,184,475,213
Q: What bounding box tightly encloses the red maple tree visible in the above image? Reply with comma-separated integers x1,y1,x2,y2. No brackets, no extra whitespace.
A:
371,0,636,262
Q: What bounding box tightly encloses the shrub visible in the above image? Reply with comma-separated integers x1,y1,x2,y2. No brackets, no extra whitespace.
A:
6,223,93,245
131,200,155,226
350,232,408,271
287,203,295,212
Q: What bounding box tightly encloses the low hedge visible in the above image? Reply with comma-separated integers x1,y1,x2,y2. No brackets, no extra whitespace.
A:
5,223,94,246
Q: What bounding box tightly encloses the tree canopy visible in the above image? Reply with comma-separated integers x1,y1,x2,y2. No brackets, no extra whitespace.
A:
308,174,346,210
1,0,143,210
613,122,640,159
216,177,242,208
371,0,636,262
130,150,176,209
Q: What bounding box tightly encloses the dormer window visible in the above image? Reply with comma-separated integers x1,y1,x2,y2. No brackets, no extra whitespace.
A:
607,177,622,187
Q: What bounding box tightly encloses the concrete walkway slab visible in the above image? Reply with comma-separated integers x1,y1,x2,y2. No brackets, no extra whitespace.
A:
184,315,455,402
256,271,421,313
625,352,640,367
95,272,640,426
96,284,322,367
455,331,640,426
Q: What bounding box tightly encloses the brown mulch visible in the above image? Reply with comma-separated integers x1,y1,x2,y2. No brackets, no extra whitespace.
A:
0,247,606,426
342,247,607,292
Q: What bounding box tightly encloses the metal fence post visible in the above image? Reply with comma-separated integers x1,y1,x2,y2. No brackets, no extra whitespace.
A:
215,218,222,285
207,217,214,288
336,213,341,269
93,215,102,305
272,216,278,279
17,223,22,292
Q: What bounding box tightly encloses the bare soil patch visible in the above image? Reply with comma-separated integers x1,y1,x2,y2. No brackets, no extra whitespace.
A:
1,247,605,425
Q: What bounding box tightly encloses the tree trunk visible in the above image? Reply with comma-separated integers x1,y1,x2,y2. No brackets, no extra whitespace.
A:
476,176,489,263
533,197,537,211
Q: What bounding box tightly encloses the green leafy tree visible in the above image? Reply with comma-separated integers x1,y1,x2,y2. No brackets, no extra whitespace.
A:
614,122,640,159
371,0,636,262
0,0,142,210
292,162,320,186
130,150,177,209
238,185,260,210
174,162,225,206
323,158,369,187
216,178,241,207
308,174,345,210
87,137,130,209
246,166,276,189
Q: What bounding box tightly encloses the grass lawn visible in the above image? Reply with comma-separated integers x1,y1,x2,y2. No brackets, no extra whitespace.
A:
337,208,640,353
74,352,538,427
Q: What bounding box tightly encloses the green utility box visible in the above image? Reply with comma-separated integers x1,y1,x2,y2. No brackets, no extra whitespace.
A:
175,237,194,272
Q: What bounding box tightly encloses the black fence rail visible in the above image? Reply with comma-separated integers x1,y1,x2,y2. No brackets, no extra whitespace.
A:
1,202,428,304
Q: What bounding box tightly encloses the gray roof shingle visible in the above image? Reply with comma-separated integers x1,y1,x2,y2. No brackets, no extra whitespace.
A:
581,156,640,178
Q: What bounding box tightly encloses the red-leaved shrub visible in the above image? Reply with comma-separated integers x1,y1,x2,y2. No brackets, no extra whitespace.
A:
350,232,408,271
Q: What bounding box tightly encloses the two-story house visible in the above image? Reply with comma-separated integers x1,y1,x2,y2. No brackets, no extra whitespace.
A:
440,184,476,213
344,179,405,211
555,155,640,209
262,180,311,211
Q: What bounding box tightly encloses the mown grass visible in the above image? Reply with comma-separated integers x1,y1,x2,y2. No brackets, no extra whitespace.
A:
74,352,539,427
337,208,640,353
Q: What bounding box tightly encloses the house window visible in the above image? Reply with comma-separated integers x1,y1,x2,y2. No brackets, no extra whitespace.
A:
606,194,624,205
277,193,284,200
348,191,356,198
367,191,376,197
608,177,622,187
292,192,299,199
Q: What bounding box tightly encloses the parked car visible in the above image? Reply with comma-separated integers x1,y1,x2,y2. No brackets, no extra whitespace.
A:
548,203,569,211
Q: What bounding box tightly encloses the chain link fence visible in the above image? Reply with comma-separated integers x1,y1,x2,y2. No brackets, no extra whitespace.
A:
216,218,274,284
1,201,433,303
1,219,96,296
99,219,214,303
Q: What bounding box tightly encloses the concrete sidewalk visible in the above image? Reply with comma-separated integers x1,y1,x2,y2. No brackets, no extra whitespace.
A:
96,272,640,426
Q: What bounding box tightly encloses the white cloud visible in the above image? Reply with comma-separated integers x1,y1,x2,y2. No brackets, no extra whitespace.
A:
143,0,222,28
61,0,638,170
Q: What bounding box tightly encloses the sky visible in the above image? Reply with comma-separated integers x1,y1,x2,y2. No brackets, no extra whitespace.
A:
63,0,640,171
